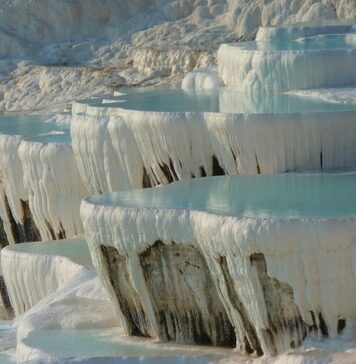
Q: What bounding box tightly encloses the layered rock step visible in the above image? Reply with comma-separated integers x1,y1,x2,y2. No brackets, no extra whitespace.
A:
81,172,356,355
0,114,86,246
1,236,91,315
218,25,356,92
72,87,356,193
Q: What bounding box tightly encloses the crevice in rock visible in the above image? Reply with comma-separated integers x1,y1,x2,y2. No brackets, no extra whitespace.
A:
98,245,150,337
139,241,235,347
337,319,346,334
318,312,329,337
255,154,261,174
0,217,9,249
159,159,179,183
199,166,207,177
3,196,40,244
212,155,225,176
0,275,13,319
45,220,56,240
21,200,41,242
142,167,152,188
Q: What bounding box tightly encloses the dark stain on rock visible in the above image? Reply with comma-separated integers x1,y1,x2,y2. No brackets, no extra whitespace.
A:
142,167,152,188
3,196,41,244
159,159,179,183
139,241,236,347
98,245,150,337
0,217,9,249
318,312,329,337
255,154,261,174
250,253,308,353
0,275,13,319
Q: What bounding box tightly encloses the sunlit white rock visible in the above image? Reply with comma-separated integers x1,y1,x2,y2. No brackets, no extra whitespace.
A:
1,236,91,315
182,67,224,90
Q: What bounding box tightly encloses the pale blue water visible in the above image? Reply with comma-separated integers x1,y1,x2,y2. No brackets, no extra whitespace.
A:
259,19,356,42
8,238,91,266
90,173,356,219
24,328,225,363
0,114,71,143
98,88,356,113
237,34,356,51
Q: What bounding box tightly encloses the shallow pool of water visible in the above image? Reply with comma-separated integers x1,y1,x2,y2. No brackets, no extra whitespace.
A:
23,327,235,363
91,173,356,219
237,33,356,51
8,237,91,266
98,88,356,113
0,114,71,143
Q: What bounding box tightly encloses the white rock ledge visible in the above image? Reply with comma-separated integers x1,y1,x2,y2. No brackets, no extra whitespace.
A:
218,43,356,92
1,236,91,315
72,99,356,196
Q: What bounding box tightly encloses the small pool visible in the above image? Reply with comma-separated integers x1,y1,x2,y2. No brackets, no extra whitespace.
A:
236,33,356,51
89,173,356,219
23,327,234,363
0,114,71,143
256,19,356,42
8,237,91,266
95,88,356,113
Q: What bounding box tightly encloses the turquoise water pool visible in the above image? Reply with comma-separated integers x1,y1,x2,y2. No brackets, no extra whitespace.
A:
98,88,356,113
23,328,229,363
0,114,71,143
89,173,356,219
237,33,356,51
8,238,91,266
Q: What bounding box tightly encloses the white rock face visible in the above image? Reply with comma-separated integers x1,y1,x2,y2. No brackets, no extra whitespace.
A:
0,0,156,59
1,236,90,315
132,48,217,79
256,22,356,42
0,136,87,244
19,142,86,240
228,0,356,37
217,43,356,92
182,66,224,90
72,101,356,194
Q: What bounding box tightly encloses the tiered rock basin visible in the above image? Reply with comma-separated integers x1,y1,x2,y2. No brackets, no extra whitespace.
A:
256,19,356,42
0,114,86,247
218,33,356,92
72,86,356,196
2,18,356,360
1,236,90,315
81,172,356,356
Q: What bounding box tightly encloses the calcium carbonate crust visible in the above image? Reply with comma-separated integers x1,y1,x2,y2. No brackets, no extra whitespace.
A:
81,197,356,355
0,135,87,245
72,101,356,195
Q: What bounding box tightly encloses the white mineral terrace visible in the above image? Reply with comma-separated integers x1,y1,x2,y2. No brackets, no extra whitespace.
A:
0,19,356,363
0,234,246,363
81,173,356,356
218,33,356,92
255,19,356,42
0,114,86,245
72,87,356,196
1,236,91,315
